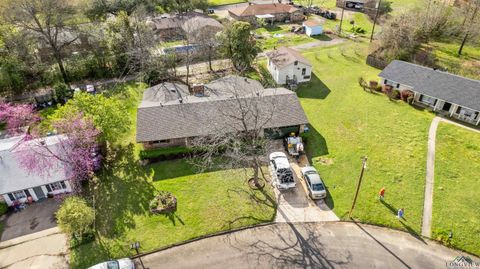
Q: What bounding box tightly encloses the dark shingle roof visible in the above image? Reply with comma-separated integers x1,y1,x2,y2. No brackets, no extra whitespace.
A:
229,3,299,17
136,76,308,142
379,60,480,111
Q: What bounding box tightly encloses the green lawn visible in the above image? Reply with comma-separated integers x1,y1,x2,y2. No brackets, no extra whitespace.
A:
208,0,246,6
432,123,480,255
426,41,480,80
296,41,433,234
255,24,332,50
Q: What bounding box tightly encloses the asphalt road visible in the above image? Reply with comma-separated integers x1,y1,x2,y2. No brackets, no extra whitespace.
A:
139,222,472,269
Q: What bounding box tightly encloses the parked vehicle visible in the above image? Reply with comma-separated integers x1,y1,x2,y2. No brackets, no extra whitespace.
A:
88,258,135,269
269,152,296,190
284,134,304,158
301,166,327,199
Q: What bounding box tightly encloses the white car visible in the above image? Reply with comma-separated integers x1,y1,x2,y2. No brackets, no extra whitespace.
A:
88,258,135,269
269,152,296,190
301,166,327,199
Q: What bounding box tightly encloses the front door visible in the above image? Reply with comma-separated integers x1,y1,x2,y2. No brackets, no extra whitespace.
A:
33,186,46,200
442,102,452,111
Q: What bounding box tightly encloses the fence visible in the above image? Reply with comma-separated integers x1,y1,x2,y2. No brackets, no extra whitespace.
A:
366,54,389,70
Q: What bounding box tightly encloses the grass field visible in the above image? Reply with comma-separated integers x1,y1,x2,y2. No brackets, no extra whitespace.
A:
432,123,480,256
427,41,480,80
208,0,246,6
71,157,276,269
255,24,332,50
296,41,433,234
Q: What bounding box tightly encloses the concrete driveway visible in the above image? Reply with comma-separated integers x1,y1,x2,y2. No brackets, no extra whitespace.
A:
268,141,339,222
0,227,68,269
139,222,475,269
1,198,60,241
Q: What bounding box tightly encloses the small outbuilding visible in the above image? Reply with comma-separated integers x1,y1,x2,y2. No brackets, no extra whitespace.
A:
303,20,323,36
266,46,313,86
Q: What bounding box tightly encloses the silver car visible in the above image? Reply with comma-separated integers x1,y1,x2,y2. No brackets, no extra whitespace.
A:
88,258,135,269
301,166,327,199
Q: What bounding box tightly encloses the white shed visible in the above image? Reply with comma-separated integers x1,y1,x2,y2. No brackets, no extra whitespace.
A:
303,20,323,36
266,46,313,85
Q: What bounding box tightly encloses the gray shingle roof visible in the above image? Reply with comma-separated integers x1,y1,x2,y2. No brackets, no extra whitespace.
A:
266,47,312,69
379,60,480,111
0,135,67,194
136,76,309,142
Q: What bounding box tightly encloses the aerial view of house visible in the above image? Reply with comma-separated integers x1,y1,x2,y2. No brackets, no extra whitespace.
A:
379,60,480,125
0,135,72,206
228,3,304,24
1,0,479,268
136,75,309,148
266,46,312,86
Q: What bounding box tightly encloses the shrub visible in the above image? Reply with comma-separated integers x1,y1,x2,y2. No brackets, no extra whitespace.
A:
139,146,193,160
0,201,8,215
400,90,414,102
150,191,177,214
56,196,95,238
390,89,401,99
70,229,95,248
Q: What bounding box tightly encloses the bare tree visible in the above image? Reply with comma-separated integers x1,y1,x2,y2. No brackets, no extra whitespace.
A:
190,82,280,187
458,0,480,55
2,0,79,83
182,17,223,73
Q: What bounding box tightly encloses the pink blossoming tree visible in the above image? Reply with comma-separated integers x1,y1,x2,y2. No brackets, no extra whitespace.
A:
0,102,39,135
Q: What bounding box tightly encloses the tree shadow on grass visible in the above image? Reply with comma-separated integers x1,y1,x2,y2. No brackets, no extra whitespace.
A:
380,200,426,244
94,143,157,238
165,212,185,226
223,185,277,230
297,73,331,100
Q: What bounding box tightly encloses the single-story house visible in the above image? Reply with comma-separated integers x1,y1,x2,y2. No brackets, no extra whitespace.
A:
379,60,480,126
266,46,313,85
151,12,223,41
228,3,304,24
303,20,323,36
0,135,73,206
136,75,309,148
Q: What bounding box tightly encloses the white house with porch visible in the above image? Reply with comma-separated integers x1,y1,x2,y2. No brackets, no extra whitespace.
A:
379,60,480,126
0,135,72,206
266,46,312,86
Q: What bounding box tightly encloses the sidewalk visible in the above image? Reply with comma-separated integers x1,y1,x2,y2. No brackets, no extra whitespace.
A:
0,227,69,269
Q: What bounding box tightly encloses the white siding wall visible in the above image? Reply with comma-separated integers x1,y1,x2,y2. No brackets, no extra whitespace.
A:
2,180,73,206
274,62,312,85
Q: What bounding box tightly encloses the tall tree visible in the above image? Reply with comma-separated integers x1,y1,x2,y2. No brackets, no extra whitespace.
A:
458,0,480,55
218,21,260,72
2,0,79,83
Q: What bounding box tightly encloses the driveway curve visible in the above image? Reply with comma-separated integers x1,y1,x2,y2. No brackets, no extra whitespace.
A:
139,222,472,269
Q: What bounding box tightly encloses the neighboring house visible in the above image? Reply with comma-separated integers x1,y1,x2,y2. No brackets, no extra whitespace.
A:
266,46,313,85
0,135,72,206
379,60,480,126
136,75,309,148
151,12,223,41
303,20,323,36
228,3,304,24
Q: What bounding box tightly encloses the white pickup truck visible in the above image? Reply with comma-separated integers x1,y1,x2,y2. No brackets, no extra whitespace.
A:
269,152,296,190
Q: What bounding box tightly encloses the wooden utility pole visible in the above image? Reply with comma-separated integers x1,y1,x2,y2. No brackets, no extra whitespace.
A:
339,1,346,34
349,156,368,219
370,0,382,43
